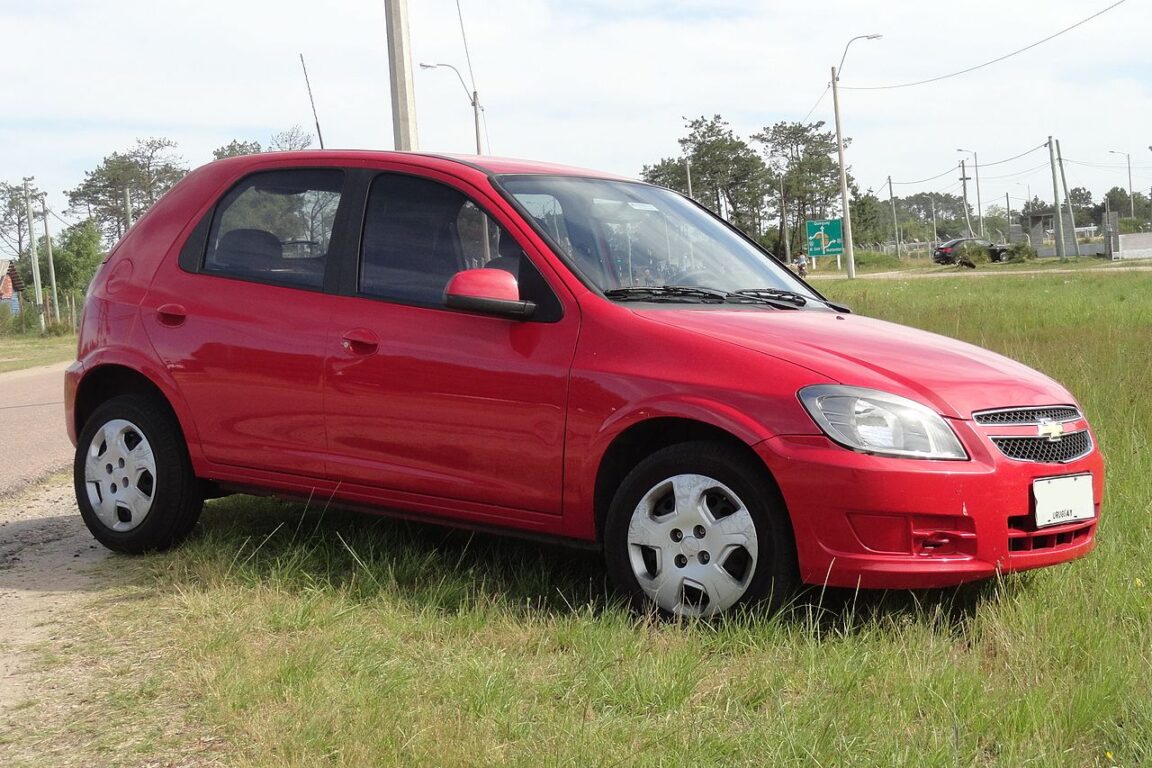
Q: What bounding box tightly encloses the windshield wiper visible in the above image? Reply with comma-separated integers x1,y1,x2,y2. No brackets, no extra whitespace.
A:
604,286,729,303
728,288,808,308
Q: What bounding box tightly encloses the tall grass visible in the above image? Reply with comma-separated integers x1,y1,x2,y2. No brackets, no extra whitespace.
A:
10,273,1152,767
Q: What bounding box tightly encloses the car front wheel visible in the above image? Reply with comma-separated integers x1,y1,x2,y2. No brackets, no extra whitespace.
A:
74,394,203,553
604,442,797,618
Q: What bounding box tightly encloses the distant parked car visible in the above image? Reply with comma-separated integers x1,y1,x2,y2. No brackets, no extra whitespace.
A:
933,238,1010,265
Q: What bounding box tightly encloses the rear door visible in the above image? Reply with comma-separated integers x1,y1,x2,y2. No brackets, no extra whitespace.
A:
142,168,348,477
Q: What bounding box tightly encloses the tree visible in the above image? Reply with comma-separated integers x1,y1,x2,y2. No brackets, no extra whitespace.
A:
67,138,187,243
269,126,314,152
752,121,848,254
16,217,105,298
0,180,42,259
213,139,263,160
640,115,769,238
849,190,888,246
1067,186,1094,227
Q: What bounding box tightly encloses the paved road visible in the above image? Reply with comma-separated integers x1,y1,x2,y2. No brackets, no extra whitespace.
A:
0,362,72,496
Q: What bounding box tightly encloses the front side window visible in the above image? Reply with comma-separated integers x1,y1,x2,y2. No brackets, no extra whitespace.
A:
204,169,343,289
358,174,555,315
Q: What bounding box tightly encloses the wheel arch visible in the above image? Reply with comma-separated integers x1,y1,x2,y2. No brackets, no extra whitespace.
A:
73,365,186,447
592,417,788,542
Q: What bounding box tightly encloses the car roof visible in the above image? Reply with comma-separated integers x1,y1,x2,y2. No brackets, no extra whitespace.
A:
205,150,631,181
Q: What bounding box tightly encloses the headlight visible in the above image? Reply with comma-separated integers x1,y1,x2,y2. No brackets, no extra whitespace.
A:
799,385,968,460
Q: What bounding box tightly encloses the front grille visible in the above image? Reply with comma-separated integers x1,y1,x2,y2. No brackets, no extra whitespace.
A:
991,430,1092,463
974,406,1081,425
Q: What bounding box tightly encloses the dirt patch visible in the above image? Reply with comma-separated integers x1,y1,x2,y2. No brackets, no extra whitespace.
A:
0,477,109,721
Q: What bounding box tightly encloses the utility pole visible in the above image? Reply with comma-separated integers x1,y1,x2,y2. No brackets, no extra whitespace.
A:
959,161,975,238
832,64,856,278
1055,139,1080,257
384,0,418,151
1108,150,1134,218
930,194,938,247
22,178,45,333
779,174,791,263
685,158,693,198
1005,192,1011,234
888,175,900,258
1048,137,1065,260
40,197,61,322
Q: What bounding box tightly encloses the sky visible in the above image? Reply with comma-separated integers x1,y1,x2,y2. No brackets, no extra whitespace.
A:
2,0,1149,231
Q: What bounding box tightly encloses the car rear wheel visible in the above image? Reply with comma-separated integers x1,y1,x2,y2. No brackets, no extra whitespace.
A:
74,394,203,553
604,442,797,618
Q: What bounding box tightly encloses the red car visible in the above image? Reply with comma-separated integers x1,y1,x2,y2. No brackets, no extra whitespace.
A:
65,151,1103,618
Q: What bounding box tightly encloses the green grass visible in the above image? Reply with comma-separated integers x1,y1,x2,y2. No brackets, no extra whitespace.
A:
6,273,1152,767
0,333,76,373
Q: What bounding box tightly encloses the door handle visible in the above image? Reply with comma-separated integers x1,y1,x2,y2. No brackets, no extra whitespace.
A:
341,328,379,355
157,303,187,327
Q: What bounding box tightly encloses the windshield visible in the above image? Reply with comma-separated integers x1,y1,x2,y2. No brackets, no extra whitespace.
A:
496,175,816,300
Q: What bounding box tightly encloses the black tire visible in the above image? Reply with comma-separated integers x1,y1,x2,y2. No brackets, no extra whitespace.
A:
74,394,203,553
604,441,798,618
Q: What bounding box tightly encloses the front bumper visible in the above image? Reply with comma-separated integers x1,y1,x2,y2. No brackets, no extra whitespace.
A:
755,422,1103,589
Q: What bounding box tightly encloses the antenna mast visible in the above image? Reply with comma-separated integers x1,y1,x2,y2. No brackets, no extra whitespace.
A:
299,53,325,149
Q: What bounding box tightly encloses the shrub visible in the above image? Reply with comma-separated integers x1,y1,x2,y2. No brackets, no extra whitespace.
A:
1003,242,1038,263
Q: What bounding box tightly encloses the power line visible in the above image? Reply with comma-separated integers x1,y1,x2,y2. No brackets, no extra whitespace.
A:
979,143,1046,167
800,86,829,124
979,161,1051,181
455,0,478,92
840,0,1128,91
889,143,1047,186
891,166,956,186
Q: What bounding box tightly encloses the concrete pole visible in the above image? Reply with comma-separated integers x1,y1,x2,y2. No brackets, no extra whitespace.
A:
41,198,60,322
1055,139,1080,258
384,0,418,151
960,161,974,238
1048,137,1065,260
685,158,693,198
22,179,45,332
973,152,984,237
888,176,900,258
831,65,855,278
930,194,938,247
779,175,791,263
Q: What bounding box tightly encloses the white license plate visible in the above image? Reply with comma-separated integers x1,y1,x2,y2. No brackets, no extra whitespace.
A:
1033,474,1095,528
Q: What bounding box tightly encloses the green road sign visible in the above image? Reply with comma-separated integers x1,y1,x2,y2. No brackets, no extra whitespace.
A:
806,219,844,257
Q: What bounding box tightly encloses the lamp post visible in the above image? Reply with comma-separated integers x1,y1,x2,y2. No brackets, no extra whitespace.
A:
419,62,482,154
1108,149,1134,219
957,148,983,237
831,33,881,279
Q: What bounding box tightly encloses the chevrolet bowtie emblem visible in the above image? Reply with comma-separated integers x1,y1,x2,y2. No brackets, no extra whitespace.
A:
1037,419,1065,441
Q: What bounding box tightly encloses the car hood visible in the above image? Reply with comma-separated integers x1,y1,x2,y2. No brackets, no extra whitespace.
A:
635,307,1076,419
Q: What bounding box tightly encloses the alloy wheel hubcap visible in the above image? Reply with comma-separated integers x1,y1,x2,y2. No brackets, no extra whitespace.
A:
626,474,758,617
84,419,157,532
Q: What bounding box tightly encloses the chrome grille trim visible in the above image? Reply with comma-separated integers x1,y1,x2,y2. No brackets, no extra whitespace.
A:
973,406,1082,426
990,430,1093,464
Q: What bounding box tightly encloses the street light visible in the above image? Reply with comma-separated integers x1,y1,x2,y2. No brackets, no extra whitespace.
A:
1108,149,1134,218
831,33,881,279
957,148,983,237
419,62,482,154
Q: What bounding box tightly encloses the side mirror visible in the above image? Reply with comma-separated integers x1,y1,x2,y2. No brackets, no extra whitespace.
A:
444,268,536,320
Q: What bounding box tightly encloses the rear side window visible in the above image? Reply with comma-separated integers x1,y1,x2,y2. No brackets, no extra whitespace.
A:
204,169,343,289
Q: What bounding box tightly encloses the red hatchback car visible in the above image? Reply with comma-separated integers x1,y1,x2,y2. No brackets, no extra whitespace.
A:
66,151,1103,618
